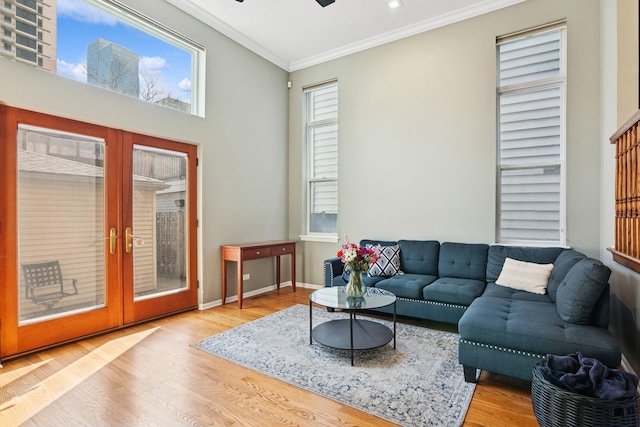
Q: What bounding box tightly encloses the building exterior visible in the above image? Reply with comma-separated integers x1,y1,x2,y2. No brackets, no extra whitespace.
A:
87,37,140,98
0,0,56,72
156,96,191,113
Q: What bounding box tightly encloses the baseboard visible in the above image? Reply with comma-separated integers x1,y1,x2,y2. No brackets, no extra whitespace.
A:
198,281,322,310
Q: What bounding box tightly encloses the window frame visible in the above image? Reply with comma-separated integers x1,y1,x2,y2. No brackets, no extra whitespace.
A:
300,81,339,243
82,0,205,116
496,23,567,246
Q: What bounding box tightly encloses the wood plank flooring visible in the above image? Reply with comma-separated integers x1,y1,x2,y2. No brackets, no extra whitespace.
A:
0,287,538,426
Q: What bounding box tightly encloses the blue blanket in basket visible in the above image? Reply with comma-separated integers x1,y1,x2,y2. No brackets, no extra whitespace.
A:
542,352,638,400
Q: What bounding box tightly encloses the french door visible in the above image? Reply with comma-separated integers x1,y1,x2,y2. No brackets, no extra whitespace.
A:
0,106,198,358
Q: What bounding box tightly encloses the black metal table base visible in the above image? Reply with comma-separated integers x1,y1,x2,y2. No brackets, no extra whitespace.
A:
310,303,396,366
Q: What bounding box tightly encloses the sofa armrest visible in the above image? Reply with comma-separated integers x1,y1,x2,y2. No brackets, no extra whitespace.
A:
323,257,344,287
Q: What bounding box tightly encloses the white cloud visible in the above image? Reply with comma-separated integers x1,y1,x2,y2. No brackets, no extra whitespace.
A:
178,78,191,92
57,0,118,25
140,56,167,72
57,59,87,82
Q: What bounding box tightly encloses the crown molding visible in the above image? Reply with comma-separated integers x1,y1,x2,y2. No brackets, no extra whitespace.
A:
167,0,525,73
289,0,526,71
164,0,290,70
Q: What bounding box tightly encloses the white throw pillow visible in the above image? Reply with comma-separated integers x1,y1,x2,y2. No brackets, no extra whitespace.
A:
495,257,554,295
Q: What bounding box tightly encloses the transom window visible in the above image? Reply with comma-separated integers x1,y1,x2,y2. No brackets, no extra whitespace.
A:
0,0,204,115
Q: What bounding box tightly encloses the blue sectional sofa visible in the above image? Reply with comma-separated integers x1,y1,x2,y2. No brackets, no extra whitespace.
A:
323,239,621,382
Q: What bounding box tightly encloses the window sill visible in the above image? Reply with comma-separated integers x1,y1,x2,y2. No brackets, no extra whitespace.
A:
299,234,339,243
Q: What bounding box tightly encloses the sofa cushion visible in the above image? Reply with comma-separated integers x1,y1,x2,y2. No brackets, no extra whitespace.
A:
547,250,586,302
398,240,439,275
486,245,565,283
438,242,489,281
481,282,552,303
556,259,611,325
495,258,554,295
423,277,486,306
459,296,621,368
376,273,437,299
366,244,402,277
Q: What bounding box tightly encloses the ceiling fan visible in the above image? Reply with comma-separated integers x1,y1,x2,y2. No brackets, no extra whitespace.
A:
235,0,336,6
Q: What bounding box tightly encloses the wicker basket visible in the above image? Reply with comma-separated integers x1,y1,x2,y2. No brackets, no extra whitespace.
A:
531,362,639,427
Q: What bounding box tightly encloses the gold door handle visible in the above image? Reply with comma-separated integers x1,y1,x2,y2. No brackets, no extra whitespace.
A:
109,227,118,255
125,227,133,253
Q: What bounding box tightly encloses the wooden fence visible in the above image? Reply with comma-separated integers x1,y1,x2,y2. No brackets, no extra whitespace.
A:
156,212,185,279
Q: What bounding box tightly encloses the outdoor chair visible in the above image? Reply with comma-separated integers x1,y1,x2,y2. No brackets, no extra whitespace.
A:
21,261,78,310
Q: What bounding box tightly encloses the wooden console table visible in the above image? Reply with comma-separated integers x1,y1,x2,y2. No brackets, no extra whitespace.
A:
221,240,296,308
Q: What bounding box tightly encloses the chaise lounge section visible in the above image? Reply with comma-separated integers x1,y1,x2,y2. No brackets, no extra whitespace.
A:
323,239,621,382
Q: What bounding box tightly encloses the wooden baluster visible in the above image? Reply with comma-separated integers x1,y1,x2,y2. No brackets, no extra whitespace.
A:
632,125,636,257
630,124,640,258
626,131,632,255
625,131,630,255
615,136,621,251
620,131,629,254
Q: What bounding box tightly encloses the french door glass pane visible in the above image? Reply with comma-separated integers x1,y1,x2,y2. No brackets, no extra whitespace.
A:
17,125,106,324
133,145,187,300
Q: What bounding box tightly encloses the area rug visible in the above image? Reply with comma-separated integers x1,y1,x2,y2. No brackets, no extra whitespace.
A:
193,304,476,427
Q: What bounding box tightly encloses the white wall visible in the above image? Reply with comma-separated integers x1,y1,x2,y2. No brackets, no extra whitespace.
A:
289,0,604,286
0,0,290,305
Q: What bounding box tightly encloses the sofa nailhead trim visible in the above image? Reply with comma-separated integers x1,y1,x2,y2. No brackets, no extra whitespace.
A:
397,297,467,310
459,339,545,359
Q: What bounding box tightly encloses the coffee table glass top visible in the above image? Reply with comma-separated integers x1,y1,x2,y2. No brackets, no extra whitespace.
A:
309,286,396,310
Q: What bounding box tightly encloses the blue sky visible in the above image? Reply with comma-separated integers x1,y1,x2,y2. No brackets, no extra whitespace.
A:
56,0,193,102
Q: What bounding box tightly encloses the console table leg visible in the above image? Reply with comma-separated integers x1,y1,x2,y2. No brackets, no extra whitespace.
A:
237,262,244,309
291,248,296,292
221,259,227,305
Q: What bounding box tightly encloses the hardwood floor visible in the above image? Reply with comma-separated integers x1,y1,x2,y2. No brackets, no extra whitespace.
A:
0,287,538,426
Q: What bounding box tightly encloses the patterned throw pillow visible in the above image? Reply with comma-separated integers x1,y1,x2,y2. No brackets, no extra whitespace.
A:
367,244,402,277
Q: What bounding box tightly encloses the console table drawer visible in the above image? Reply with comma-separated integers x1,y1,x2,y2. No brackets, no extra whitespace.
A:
242,247,272,260
272,243,295,255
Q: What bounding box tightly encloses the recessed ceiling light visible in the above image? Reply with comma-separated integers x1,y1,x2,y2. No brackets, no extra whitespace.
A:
388,0,404,9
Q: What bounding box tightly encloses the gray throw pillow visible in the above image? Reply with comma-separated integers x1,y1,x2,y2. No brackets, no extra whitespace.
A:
547,250,586,302
556,258,611,324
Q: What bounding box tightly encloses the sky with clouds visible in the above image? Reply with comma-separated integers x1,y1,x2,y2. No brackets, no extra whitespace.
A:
56,0,193,102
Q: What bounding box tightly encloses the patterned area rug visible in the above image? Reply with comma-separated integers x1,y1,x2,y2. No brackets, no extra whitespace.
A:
193,304,476,427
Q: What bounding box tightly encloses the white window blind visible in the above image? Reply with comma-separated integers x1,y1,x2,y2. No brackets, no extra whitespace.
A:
497,25,565,245
305,83,338,237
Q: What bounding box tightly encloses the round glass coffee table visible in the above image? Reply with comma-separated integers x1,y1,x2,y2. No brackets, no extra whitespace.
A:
309,286,396,366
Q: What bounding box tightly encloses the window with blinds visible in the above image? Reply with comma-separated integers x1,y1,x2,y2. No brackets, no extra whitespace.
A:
304,83,338,238
497,24,566,245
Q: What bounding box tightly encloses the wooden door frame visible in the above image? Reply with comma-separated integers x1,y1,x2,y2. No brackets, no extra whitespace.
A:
121,132,198,324
0,105,198,359
0,106,123,356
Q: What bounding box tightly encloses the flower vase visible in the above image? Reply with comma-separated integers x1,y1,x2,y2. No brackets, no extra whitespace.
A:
346,270,365,297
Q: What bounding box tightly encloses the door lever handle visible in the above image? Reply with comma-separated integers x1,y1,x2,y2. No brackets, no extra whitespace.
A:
125,227,143,253
109,227,118,254
125,227,133,253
